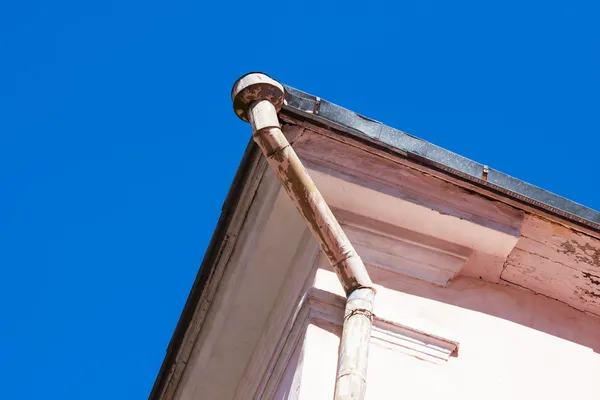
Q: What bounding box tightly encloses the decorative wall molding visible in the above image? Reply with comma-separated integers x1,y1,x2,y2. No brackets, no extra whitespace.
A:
371,319,458,364
173,176,319,400
234,232,321,400
260,295,312,400
262,287,460,399
155,153,273,400
307,288,459,363
301,165,520,285
335,210,470,287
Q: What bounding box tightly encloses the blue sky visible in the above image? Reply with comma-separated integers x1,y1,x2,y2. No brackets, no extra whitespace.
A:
1,1,599,398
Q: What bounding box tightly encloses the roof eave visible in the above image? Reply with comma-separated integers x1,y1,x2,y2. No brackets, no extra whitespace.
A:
149,141,261,400
281,85,600,234
149,80,600,399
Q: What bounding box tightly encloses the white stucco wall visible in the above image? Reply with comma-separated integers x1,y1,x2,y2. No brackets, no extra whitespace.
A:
280,266,600,400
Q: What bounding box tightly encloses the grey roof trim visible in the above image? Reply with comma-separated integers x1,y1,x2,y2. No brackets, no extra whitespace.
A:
282,85,600,232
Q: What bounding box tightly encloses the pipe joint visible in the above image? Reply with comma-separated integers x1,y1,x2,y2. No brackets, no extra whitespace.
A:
252,127,290,159
336,371,368,384
231,73,285,122
249,101,281,133
332,253,375,295
344,308,375,322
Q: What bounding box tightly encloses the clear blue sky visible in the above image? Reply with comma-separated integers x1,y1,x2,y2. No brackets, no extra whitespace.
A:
1,1,599,398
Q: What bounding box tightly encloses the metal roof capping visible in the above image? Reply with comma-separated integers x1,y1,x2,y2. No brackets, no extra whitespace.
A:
281,85,600,233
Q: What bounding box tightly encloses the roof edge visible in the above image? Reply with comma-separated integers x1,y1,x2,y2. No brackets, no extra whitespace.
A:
148,141,260,399
282,85,600,234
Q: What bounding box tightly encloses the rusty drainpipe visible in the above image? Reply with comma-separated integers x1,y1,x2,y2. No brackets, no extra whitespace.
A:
232,73,376,400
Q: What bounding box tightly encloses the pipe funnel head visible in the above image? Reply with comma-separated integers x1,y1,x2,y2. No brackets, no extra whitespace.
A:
231,73,285,121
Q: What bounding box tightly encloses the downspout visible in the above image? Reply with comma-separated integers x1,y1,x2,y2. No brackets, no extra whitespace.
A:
232,73,376,400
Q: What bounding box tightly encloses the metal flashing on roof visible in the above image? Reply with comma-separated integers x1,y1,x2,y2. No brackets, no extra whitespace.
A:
282,85,600,232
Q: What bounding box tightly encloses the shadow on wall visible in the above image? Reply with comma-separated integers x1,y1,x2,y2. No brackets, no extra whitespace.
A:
367,265,600,354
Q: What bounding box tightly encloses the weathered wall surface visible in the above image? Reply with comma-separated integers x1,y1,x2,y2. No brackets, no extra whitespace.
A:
503,214,600,315
279,265,600,400
290,125,600,315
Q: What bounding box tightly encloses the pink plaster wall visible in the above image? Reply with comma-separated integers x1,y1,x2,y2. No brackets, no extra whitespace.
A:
282,267,600,400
